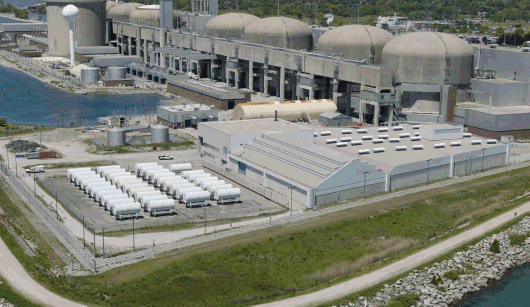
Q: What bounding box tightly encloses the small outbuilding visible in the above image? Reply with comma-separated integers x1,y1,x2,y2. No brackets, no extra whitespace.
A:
319,112,353,126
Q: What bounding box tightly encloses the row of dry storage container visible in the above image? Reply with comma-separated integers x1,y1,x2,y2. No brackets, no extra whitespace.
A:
134,163,241,207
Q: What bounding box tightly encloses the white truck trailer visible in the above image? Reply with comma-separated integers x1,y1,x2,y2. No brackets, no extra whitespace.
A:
113,202,142,220
182,191,210,207
214,188,241,204
145,199,175,216
169,163,193,174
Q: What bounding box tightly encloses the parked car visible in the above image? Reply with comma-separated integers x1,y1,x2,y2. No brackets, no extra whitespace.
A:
158,155,174,160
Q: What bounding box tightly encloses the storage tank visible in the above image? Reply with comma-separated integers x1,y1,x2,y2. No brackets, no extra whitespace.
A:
140,194,167,208
84,181,110,193
146,199,175,216
130,187,154,199
129,5,178,27
90,185,116,198
233,99,338,121
169,163,193,174
154,174,176,187
81,178,105,191
169,183,194,197
103,168,126,180
195,176,218,186
107,66,127,80
96,164,120,175
214,188,241,204
159,177,185,190
182,191,210,207
76,174,99,186
188,173,211,183
108,198,135,213
146,169,170,183
202,180,226,190
135,190,160,202
117,178,143,190
124,183,148,195
140,165,163,179
177,187,203,201
209,184,233,198
112,202,141,218
67,167,92,179
181,169,205,179
107,127,126,147
205,13,260,39
70,170,94,182
134,162,157,174
96,189,122,204
102,193,128,209
46,0,106,57
151,124,169,144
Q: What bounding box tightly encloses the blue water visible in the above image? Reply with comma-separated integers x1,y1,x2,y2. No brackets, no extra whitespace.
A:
455,262,530,306
0,64,162,127
0,16,28,23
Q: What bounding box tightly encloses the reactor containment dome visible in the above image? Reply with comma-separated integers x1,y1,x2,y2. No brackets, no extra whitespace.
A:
244,17,313,51
382,32,474,85
317,25,394,64
205,13,260,39
107,2,142,22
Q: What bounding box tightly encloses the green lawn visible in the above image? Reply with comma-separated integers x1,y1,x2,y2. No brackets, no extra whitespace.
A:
0,125,55,138
1,166,530,306
0,276,41,307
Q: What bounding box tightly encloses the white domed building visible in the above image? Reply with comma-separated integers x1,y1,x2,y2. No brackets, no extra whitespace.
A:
205,13,260,39
317,25,394,64
244,17,313,51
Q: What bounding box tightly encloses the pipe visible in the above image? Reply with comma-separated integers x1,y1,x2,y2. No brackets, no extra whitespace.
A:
475,43,481,70
68,22,75,68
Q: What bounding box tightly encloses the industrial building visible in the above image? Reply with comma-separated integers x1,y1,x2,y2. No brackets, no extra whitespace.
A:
233,99,337,121
157,102,218,128
318,112,353,127
198,119,508,209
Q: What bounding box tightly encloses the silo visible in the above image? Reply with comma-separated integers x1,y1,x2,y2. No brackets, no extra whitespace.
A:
80,67,100,85
151,125,169,144
107,67,127,80
46,0,106,57
107,127,126,147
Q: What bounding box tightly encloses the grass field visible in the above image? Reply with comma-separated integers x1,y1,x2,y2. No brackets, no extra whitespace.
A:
1,166,529,306
0,125,55,138
0,276,40,307
24,160,111,170
83,139,196,154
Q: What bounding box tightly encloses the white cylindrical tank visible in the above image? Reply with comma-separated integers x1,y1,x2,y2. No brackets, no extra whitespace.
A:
146,199,175,215
214,188,241,202
76,174,100,186
208,184,233,193
135,190,160,202
134,162,157,174
80,67,100,85
154,174,177,188
106,66,127,80
140,195,167,208
201,180,226,190
67,167,92,179
84,181,111,193
118,179,144,190
140,165,163,179
130,186,154,198
151,124,169,144
46,0,106,57
148,169,171,183
104,169,127,180
124,183,149,195
96,165,121,175
81,178,106,191
102,193,128,209
181,169,205,179
90,186,117,198
107,127,126,147
194,176,218,186
114,176,140,187
109,173,132,184
70,171,94,182
188,173,211,183
169,183,195,197
100,167,123,177
159,177,185,190
183,191,210,206
112,202,141,217
177,187,203,201
108,198,134,213
96,189,122,204
169,163,193,174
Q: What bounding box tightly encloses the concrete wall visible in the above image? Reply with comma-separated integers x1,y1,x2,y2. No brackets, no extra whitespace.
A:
470,78,529,107
474,46,530,82
454,107,530,136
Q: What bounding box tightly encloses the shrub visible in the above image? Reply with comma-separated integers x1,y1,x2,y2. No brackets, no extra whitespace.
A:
490,239,501,253
509,234,526,246
444,269,462,281
387,294,420,307
430,275,443,286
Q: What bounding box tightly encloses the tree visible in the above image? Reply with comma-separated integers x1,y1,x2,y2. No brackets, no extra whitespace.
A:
496,27,505,36
490,239,500,253
449,26,457,34
516,28,525,36
0,118,6,126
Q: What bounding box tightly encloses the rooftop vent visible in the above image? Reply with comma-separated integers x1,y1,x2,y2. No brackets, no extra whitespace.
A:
399,133,410,138
412,145,424,150
373,139,384,144
412,125,420,130
389,138,400,143
395,145,407,151
414,132,420,136
378,127,388,132
393,126,403,131
314,132,318,137
320,131,331,136
378,134,389,139
341,130,352,134
487,139,497,144
326,139,338,144
373,147,385,153
336,142,348,147
351,140,363,146
434,143,446,148
410,136,421,141
362,135,373,140
450,141,462,147
471,140,482,145
357,129,368,134
463,133,472,137
340,137,352,142
358,149,370,155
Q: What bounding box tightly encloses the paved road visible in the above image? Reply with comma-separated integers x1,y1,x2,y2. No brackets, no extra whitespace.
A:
0,236,86,307
256,201,530,307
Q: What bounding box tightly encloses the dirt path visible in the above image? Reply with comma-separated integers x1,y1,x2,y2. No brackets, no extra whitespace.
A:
256,201,530,307
0,237,86,307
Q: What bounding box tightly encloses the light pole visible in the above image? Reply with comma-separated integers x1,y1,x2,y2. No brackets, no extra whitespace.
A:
363,171,369,197
82,214,85,248
290,186,293,216
357,1,362,25
123,104,127,126
92,227,96,259
426,159,432,184
482,148,485,171
102,226,107,258
14,151,17,177
204,205,207,235
33,172,36,197
132,218,135,252
55,190,58,220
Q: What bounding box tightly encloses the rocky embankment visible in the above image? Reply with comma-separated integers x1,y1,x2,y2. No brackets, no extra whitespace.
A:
334,217,530,307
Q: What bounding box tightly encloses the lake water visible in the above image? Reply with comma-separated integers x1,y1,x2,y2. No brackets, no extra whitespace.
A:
0,64,162,127
455,262,530,306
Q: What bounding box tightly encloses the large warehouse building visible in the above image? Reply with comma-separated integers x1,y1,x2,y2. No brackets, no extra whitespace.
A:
198,119,509,209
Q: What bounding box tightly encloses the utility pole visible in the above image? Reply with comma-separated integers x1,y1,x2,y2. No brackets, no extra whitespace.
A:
33,172,36,197
204,205,207,235
102,226,107,258
290,186,293,216
363,171,369,197
82,214,85,248
55,190,58,220
426,159,431,183
92,227,96,259
133,218,135,252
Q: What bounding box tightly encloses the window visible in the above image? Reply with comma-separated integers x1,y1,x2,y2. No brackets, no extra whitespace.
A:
222,160,227,165
203,142,220,153
204,152,215,160
223,146,228,155
238,161,246,175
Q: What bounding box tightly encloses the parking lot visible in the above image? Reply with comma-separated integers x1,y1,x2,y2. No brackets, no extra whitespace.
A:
39,165,283,232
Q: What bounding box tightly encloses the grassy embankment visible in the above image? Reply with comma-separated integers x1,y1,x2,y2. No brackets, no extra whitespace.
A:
24,161,112,170
1,166,529,306
83,139,195,154
0,125,55,138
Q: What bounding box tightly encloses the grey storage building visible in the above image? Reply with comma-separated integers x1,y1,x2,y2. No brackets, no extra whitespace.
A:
157,103,218,128
319,112,353,126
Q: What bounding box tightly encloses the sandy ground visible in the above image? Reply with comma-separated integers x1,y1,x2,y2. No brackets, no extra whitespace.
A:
0,237,86,307
257,201,530,307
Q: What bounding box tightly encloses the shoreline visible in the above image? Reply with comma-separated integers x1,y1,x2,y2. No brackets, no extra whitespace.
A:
342,216,530,307
0,12,44,23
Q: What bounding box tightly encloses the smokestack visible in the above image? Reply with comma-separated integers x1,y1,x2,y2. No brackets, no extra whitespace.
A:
275,110,278,121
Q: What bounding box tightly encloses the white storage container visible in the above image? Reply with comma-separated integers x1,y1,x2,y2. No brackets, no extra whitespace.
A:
67,168,92,180
146,199,175,215
177,187,203,201
412,145,424,150
96,165,120,175
351,140,363,146
182,191,210,206
201,180,226,190
188,173,212,183
214,188,241,204
181,169,205,179
102,194,128,209
195,176,218,186
112,202,141,218
108,198,134,213
135,190,161,202
85,181,111,193
134,162,157,174
96,189,122,204
140,195,167,208
130,187,155,199
320,131,331,136
169,183,195,197
373,147,385,153
326,138,338,144
169,163,193,174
